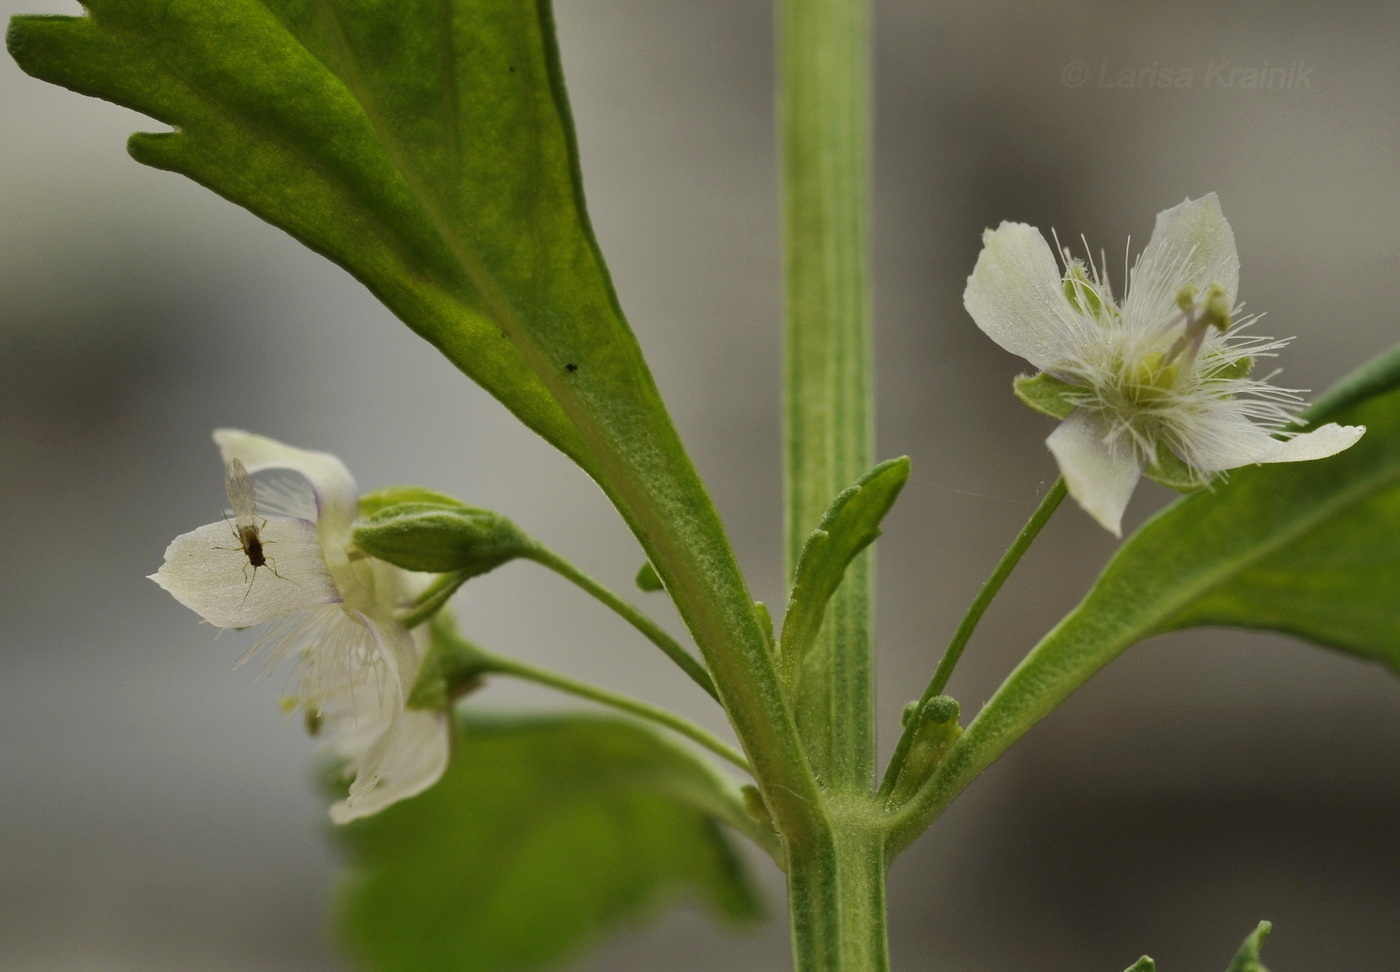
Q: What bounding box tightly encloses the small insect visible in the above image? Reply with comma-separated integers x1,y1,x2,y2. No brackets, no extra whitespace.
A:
219,458,286,599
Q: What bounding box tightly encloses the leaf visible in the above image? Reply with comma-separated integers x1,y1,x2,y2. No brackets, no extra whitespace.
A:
635,561,664,593
1110,922,1269,972
6,0,693,514
10,3,809,819
778,457,910,688
337,711,762,972
1224,921,1271,972
894,344,1400,852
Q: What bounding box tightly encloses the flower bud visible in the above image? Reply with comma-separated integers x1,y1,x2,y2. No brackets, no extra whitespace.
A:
354,501,536,575
890,695,963,805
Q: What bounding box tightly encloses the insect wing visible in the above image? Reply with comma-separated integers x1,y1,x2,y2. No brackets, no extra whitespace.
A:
224,458,260,530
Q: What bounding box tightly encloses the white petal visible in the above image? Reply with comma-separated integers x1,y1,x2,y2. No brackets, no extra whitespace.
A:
1184,410,1366,472
964,221,1084,371
325,611,442,823
213,429,358,542
355,609,420,695
1256,423,1366,463
1176,410,1282,473
149,517,341,628
1125,193,1240,328
330,709,450,824
1046,410,1145,537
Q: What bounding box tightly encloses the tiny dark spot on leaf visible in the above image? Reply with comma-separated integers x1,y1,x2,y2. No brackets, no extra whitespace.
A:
565,363,578,373
508,65,516,73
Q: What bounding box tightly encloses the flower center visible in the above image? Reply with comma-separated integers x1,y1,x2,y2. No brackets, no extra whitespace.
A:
1162,281,1231,373
1126,350,1180,397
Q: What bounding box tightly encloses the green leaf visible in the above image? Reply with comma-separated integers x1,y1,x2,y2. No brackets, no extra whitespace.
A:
1013,372,1081,420
9,0,805,814
635,561,664,593
778,457,910,689
1225,921,1271,972
5,0,691,507
892,345,1400,853
337,711,762,972
354,501,534,575
10,0,819,842
1109,922,1268,972
1302,340,1400,422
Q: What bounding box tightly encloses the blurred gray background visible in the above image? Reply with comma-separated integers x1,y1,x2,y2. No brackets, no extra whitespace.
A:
3,0,1399,969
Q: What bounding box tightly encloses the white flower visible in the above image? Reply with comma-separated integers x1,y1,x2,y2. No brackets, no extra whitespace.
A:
150,429,449,823
964,193,1365,535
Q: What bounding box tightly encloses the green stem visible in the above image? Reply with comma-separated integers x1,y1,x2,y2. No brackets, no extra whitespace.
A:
526,546,719,702
780,0,886,967
781,0,874,794
879,477,1066,800
480,651,751,772
399,570,472,630
787,817,889,971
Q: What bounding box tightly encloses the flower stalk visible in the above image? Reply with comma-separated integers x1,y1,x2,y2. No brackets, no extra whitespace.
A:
880,478,1066,803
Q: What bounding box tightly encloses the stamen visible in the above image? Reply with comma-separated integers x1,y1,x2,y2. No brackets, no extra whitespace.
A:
1162,281,1230,373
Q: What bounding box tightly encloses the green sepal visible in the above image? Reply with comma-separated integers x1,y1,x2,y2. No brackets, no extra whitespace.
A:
1226,921,1271,972
1123,959,1155,972
335,711,762,972
1144,440,1210,493
1204,354,1254,382
359,486,467,519
778,457,911,688
1013,372,1081,420
635,560,664,592
1062,259,1112,321
407,611,496,711
355,501,536,576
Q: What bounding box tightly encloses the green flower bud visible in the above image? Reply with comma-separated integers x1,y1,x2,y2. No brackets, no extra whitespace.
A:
890,695,963,805
354,500,536,575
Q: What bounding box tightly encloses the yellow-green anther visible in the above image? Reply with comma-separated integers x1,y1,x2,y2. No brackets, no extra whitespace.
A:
1203,281,1231,331
1175,283,1199,313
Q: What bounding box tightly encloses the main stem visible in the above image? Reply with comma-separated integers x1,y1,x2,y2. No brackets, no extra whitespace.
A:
781,0,874,792
788,817,889,971
780,0,884,968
